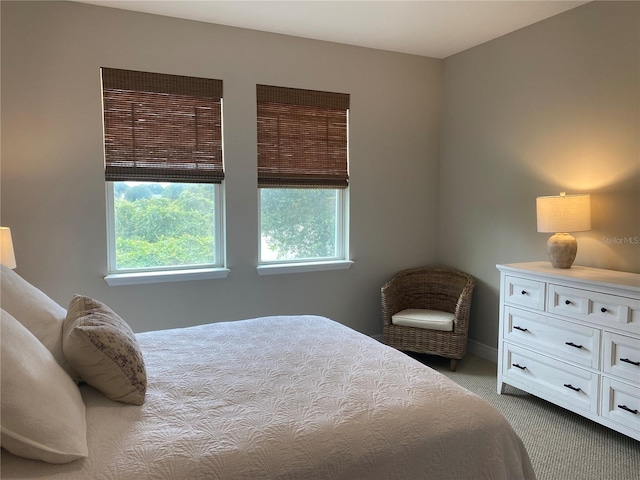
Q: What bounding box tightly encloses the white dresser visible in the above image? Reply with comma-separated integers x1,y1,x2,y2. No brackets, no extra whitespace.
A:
497,261,640,440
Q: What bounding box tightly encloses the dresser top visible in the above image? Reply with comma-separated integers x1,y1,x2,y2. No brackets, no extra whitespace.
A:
497,261,640,292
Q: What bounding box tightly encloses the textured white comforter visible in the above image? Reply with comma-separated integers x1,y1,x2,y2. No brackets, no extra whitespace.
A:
1,315,535,479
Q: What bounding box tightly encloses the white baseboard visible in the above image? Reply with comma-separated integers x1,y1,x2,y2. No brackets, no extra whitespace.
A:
369,334,497,363
467,339,498,363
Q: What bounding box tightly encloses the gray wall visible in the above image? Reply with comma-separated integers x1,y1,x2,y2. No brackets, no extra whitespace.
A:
1,1,637,354
439,0,639,349
0,1,442,335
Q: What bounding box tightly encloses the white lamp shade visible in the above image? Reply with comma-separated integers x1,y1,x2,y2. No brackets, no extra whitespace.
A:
536,194,591,233
0,227,17,269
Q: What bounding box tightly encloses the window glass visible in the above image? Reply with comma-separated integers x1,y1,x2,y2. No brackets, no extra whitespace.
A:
260,188,341,262
109,182,218,271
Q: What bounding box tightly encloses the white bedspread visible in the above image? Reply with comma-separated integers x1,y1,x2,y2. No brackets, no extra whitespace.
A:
1,315,535,479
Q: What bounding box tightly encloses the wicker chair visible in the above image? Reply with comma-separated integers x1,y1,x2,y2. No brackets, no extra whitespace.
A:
382,266,475,371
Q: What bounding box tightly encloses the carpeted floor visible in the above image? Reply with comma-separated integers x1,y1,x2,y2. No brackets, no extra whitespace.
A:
410,352,639,480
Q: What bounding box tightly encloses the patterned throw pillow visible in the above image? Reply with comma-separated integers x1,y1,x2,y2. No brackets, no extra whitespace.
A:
62,295,147,405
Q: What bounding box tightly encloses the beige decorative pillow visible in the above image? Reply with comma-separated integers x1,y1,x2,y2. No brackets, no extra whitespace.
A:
63,295,147,405
1,309,88,464
0,264,74,377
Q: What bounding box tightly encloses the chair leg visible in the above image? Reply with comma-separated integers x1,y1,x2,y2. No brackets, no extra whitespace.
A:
449,358,458,372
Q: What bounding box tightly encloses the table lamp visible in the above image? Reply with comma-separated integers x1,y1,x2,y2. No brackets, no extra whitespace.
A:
0,227,17,269
536,192,591,269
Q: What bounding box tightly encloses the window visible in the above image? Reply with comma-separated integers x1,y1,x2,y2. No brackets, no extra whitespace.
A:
256,85,351,271
101,68,226,284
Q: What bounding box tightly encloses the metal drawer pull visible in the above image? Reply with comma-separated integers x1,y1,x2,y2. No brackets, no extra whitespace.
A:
563,384,581,392
618,405,638,415
565,300,572,305
565,341,583,349
620,358,640,366
600,307,607,313
512,363,526,370
513,326,528,332
521,290,527,295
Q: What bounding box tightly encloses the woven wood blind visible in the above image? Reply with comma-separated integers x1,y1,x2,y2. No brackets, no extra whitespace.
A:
102,68,224,183
257,85,349,188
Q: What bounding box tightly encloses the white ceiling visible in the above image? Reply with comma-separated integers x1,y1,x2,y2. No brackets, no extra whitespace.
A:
76,0,590,58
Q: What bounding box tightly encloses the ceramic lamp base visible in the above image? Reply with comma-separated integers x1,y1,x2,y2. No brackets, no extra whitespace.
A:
546,233,577,269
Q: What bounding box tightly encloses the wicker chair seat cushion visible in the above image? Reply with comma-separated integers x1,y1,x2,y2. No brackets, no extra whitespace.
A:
391,309,454,332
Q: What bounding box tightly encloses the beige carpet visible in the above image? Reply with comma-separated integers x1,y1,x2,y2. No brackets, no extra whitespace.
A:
410,352,639,480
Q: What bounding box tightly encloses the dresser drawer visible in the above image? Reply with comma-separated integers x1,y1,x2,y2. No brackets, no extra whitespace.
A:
603,332,640,383
601,377,640,435
503,275,545,311
502,343,598,414
503,306,600,368
548,284,640,335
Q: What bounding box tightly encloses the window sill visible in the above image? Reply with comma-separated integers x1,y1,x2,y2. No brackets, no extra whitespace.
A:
256,260,354,276
105,267,230,286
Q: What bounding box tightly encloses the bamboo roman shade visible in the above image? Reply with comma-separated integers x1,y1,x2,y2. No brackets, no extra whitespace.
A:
257,85,349,188
102,68,224,183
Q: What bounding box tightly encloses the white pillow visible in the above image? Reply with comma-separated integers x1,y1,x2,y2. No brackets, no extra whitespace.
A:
0,264,74,377
0,308,88,464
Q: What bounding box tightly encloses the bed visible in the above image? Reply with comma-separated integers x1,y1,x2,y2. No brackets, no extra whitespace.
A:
1,266,535,479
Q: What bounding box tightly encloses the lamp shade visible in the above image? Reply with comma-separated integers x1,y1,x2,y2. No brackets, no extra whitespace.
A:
536,193,591,233
0,227,17,269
